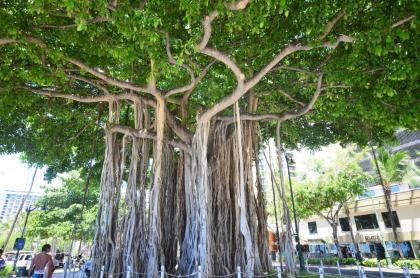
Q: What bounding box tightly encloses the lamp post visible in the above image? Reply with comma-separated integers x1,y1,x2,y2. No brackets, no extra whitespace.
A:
284,152,305,271
12,204,37,273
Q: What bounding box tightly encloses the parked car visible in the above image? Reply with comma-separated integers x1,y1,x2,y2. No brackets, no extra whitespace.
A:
16,252,35,276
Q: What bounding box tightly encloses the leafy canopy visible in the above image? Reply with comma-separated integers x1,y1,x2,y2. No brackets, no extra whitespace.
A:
0,0,419,175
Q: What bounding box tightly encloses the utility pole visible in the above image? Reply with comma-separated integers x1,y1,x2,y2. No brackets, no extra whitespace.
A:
12,205,36,273
285,152,305,272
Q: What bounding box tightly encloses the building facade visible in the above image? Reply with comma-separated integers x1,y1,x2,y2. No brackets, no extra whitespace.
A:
298,185,420,259
0,190,42,221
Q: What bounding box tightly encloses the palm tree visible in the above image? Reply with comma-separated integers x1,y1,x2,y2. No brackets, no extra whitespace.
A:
377,147,409,187
371,146,409,259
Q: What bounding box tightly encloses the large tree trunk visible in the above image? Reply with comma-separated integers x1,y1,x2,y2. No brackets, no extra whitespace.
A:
179,121,212,275
275,123,296,276
146,97,166,277
331,223,342,258
91,101,123,277
123,101,149,274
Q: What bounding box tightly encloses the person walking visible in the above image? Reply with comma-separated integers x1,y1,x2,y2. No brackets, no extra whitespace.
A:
28,244,54,278
0,249,5,271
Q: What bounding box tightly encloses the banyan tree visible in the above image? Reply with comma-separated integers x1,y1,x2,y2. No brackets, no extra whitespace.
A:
0,0,418,277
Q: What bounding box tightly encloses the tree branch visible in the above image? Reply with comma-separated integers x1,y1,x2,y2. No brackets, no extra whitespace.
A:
66,73,110,94
391,15,416,28
109,124,190,153
38,16,110,29
271,65,317,75
31,86,192,143
217,73,324,123
164,33,197,97
224,0,250,11
67,58,159,97
319,11,346,40
277,88,305,107
180,60,216,117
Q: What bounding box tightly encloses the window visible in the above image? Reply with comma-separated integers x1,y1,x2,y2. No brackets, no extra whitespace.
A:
339,217,351,231
390,185,400,193
354,214,379,230
382,211,401,228
308,222,318,234
359,190,375,199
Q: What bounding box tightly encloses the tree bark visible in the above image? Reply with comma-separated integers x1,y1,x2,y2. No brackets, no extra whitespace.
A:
275,123,296,276
344,205,359,253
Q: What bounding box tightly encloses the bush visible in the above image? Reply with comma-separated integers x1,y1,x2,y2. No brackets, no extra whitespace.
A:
361,258,380,267
394,259,420,270
0,264,13,277
341,258,358,265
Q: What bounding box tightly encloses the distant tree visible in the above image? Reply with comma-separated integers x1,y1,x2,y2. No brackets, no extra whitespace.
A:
26,172,99,244
295,149,368,257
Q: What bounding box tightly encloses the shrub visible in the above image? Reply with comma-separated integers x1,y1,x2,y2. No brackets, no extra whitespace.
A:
361,258,380,267
341,258,358,265
394,259,420,270
0,264,13,277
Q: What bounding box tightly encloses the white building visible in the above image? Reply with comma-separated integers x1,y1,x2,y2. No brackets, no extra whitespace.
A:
298,184,420,259
0,190,42,221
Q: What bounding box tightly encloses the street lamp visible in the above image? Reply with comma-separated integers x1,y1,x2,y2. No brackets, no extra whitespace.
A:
12,204,37,273
284,152,305,272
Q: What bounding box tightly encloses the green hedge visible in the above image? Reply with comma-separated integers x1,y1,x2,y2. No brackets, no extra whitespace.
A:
394,259,420,270
307,257,420,270
0,265,13,277
306,257,357,266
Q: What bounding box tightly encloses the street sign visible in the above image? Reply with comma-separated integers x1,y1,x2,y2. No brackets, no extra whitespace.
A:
14,238,25,250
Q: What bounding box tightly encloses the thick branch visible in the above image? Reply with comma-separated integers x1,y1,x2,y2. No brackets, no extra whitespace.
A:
109,124,190,153
164,33,196,97
319,11,346,40
67,58,158,97
197,11,219,51
217,74,324,123
180,60,216,117
31,88,155,105
66,73,110,94
224,0,250,11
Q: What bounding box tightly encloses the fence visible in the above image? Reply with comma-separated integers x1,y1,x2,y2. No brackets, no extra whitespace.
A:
68,260,415,278
304,258,414,278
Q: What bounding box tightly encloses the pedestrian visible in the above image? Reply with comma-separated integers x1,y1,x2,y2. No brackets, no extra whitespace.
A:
28,244,54,278
0,249,5,271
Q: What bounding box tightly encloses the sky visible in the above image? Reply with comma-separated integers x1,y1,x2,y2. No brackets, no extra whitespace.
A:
0,154,62,194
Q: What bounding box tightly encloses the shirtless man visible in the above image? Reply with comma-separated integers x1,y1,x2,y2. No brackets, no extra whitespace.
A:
28,244,54,278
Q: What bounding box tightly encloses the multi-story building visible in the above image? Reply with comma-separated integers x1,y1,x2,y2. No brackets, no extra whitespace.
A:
298,184,420,259
297,130,420,259
0,190,42,221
